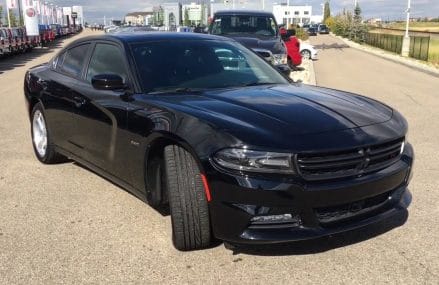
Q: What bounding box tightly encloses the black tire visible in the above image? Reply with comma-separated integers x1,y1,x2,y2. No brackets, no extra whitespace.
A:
301,49,311,60
164,145,211,251
31,103,66,164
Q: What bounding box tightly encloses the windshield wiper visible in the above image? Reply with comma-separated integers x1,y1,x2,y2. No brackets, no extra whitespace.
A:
147,87,204,95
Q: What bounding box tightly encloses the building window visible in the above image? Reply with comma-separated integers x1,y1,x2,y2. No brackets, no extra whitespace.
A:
304,11,309,15
294,11,299,15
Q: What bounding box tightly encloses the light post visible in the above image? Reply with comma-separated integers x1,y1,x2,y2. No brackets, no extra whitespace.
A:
401,0,411,57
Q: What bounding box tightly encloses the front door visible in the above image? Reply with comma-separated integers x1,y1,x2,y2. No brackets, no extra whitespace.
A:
71,42,134,183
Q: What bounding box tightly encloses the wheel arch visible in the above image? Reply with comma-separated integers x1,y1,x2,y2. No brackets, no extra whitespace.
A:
28,96,43,118
143,132,206,206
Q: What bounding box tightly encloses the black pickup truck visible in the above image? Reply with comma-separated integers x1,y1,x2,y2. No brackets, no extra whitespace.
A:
208,10,288,68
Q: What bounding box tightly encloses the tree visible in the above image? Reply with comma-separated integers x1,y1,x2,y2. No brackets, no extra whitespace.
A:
354,2,362,23
325,16,335,29
323,1,331,23
183,8,190,26
0,6,3,26
9,9,18,27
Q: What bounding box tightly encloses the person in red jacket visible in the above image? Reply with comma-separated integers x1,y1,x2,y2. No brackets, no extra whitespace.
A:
280,26,302,70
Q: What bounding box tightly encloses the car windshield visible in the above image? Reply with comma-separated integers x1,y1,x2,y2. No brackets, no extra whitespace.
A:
210,15,278,37
130,39,289,93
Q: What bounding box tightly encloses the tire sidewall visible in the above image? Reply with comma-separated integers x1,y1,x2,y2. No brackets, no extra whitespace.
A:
31,103,50,163
301,50,311,59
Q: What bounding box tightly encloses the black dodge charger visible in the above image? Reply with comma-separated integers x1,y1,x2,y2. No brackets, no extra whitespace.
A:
24,33,413,251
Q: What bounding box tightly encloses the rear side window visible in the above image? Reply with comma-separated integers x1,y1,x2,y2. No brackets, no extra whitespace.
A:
86,43,128,83
61,44,90,78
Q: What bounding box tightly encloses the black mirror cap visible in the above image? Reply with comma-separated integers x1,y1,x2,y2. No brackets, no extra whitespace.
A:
276,64,291,77
92,74,126,91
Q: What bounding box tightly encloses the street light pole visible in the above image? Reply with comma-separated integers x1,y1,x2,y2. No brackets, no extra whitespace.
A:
401,0,411,57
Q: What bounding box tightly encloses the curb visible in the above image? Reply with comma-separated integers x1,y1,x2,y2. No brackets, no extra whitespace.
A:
332,34,439,78
308,59,317,86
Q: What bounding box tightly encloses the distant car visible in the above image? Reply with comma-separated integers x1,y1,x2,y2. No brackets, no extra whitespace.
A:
300,42,318,60
307,27,317,36
24,32,413,251
318,24,330,34
0,28,13,56
209,10,288,67
11,27,26,52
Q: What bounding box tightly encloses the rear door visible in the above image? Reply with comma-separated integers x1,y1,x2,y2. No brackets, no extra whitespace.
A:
42,43,92,153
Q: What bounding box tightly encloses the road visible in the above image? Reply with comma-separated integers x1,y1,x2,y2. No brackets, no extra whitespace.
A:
0,31,438,284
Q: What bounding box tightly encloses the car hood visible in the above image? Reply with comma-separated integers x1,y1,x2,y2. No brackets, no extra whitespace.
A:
150,84,393,138
226,35,285,54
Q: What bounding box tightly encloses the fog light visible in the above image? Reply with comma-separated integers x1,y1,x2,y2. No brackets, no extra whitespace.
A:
251,214,297,223
249,214,302,228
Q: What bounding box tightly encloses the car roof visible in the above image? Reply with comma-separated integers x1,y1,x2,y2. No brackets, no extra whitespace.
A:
214,10,275,17
69,32,230,46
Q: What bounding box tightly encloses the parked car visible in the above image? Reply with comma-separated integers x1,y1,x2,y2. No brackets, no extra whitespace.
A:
0,28,13,56
50,24,63,38
318,24,330,34
39,25,55,46
307,27,317,36
302,24,310,31
24,33,413,251
209,10,289,68
300,42,318,60
11,27,27,53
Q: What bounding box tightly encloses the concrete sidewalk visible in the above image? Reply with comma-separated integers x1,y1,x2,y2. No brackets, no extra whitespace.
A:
290,58,317,85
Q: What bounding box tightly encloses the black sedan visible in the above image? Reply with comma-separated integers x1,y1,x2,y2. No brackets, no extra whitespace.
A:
307,27,317,36
24,33,413,251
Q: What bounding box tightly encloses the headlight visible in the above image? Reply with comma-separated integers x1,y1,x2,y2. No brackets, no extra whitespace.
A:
272,53,287,65
213,148,295,174
402,131,409,154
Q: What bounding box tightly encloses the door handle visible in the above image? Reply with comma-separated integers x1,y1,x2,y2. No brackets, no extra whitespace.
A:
73,96,86,107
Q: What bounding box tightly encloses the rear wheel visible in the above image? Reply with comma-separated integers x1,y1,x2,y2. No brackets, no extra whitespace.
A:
31,103,66,164
164,145,211,251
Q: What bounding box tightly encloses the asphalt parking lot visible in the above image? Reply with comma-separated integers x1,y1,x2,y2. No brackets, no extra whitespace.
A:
0,30,438,284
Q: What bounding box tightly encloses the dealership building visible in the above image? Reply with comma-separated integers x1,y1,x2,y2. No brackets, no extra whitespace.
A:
272,4,313,26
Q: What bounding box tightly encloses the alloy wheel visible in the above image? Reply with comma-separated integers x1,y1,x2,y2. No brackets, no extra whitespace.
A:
32,110,48,157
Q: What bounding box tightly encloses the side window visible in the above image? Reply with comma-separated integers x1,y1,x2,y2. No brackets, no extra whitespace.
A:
52,52,65,70
61,44,90,78
86,43,128,83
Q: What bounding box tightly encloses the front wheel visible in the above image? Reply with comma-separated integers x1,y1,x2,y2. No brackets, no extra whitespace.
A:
164,145,211,251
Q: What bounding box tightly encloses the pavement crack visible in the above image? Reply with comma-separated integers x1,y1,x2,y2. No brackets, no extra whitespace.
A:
401,90,422,106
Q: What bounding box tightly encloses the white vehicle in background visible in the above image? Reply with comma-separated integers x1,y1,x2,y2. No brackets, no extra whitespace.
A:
300,42,318,60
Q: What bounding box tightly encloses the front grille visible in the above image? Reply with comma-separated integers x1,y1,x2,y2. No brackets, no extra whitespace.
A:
315,190,393,225
296,138,404,181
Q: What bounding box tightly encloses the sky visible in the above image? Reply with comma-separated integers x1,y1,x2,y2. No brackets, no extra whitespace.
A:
1,0,439,24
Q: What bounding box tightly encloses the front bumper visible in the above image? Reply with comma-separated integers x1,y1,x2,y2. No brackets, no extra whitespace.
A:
311,49,318,60
206,143,414,244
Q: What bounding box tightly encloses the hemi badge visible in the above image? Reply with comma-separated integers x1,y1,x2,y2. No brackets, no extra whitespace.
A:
130,140,140,147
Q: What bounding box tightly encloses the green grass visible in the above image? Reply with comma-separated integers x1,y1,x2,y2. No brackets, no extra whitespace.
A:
428,38,439,64
389,22,439,32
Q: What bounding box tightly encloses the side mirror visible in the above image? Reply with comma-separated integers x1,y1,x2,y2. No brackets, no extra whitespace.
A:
92,74,126,91
276,65,291,77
